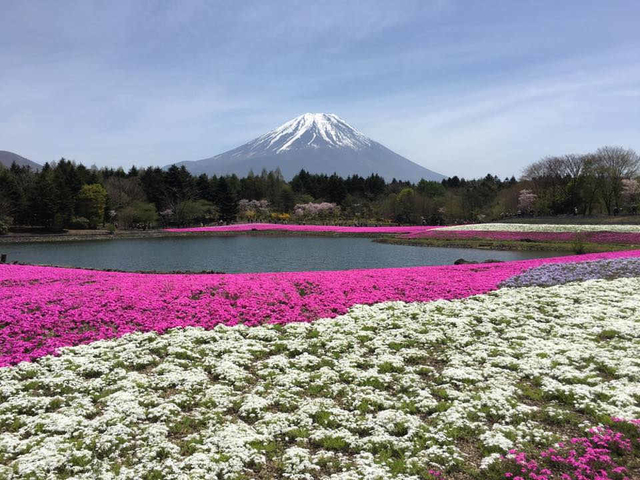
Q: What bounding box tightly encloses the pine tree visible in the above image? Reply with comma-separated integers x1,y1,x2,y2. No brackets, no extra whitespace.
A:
217,177,238,223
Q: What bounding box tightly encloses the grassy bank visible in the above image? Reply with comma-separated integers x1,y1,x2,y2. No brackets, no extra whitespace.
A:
0,229,391,244
377,236,639,253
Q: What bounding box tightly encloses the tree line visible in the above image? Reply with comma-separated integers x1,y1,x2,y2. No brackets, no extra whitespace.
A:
0,145,637,233
520,146,640,216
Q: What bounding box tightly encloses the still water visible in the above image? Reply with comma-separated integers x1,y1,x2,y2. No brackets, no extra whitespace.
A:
1,236,566,273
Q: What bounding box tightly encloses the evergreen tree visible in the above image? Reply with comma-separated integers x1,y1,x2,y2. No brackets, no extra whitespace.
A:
31,165,57,228
216,177,238,223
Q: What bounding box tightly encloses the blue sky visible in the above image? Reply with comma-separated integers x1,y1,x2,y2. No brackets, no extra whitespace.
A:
1,0,639,178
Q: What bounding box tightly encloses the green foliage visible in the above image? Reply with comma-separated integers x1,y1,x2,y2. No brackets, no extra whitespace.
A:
597,329,619,341
217,177,238,223
279,185,296,212
76,184,108,228
417,179,446,197
571,233,587,254
0,219,8,235
395,188,416,224
118,202,159,229
1,147,636,231
173,200,218,226
31,165,57,228
314,435,349,451
69,217,90,229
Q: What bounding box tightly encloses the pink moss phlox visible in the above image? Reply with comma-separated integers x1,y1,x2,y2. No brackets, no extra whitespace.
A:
1,250,639,366
500,419,640,480
402,229,640,244
164,223,442,234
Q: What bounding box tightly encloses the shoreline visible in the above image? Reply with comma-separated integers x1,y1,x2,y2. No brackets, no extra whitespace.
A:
0,228,392,244
375,236,639,253
2,227,638,256
3,222,640,263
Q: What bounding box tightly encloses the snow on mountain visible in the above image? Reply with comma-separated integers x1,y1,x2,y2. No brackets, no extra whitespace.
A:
171,113,445,182
248,113,372,153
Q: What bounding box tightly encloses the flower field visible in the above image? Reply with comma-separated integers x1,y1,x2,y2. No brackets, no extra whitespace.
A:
2,227,640,479
1,251,638,367
401,229,640,245
165,222,640,246
164,223,440,235
500,257,640,288
1,275,639,479
437,223,640,234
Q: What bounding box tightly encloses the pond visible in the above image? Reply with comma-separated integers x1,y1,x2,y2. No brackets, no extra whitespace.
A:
0,236,567,273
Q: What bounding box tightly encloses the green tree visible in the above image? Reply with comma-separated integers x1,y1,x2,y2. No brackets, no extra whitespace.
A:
325,174,347,204
395,188,416,224
139,167,168,210
117,201,159,229
165,165,195,204
174,200,218,226
417,180,446,198
0,169,24,224
216,177,238,223
76,184,108,228
31,165,57,228
52,159,81,226
279,185,296,213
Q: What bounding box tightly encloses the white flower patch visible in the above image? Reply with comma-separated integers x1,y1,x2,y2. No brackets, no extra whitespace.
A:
479,427,515,451
437,222,640,233
0,277,639,478
282,446,320,479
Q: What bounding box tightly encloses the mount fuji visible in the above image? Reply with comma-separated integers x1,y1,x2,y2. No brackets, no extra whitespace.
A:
170,113,445,181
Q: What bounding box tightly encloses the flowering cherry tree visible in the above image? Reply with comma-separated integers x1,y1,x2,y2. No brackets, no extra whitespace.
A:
238,199,270,221
622,178,640,212
517,189,537,214
293,202,341,219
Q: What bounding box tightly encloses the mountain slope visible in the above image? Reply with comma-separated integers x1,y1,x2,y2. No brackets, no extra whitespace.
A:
171,114,445,182
0,151,41,170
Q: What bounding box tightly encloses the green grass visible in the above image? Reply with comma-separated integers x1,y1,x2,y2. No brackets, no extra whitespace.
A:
377,237,638,253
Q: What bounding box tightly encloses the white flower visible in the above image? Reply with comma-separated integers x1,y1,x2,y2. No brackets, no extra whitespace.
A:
1,277,639,477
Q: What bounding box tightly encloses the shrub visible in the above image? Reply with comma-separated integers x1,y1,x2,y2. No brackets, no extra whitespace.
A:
69,217,90,230
0,220,8,235
88,217,101,230
118,202,159,229
572,232,587,254
106,223,116,234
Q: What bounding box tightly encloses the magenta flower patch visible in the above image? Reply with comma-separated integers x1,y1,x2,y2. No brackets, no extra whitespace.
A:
165,222,441,234
1,250,639,366
403,229,640,244
492,419,640,480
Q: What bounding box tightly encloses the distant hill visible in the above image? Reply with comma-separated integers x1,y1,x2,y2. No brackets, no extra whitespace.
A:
169,113,445,182
0,151,41,170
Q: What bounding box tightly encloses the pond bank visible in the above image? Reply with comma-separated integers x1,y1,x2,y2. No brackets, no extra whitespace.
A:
0,229,390,244
0,236,562,273
4,222,640,254
376,236,639,253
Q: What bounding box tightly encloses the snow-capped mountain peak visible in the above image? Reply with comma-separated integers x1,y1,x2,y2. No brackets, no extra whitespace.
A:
248,113,373,155
170,113,446,182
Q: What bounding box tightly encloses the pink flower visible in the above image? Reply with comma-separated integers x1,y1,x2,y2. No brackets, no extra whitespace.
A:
1,249,639,366
164,223,442,235
491,419,640,480
402,229,640,245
